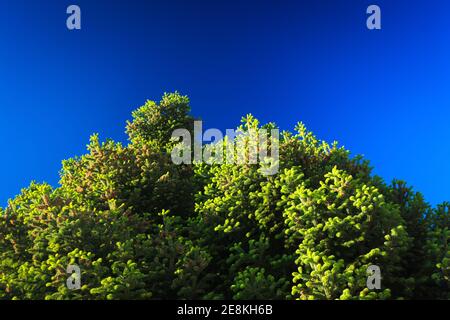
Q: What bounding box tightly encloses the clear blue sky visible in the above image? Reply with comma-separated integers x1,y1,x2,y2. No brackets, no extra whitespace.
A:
0,0,449,206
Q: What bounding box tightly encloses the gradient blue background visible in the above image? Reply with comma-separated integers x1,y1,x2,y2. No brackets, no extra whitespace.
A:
0,0,448,206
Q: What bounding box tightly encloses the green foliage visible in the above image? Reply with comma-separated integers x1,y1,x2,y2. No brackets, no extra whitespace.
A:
231,267,289,300
0,92,448,300
287,168,408,299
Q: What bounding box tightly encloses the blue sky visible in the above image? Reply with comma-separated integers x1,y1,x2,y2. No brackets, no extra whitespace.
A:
0,0,449,206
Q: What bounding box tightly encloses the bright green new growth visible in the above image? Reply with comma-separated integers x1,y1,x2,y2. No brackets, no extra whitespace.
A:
0,92,448,300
